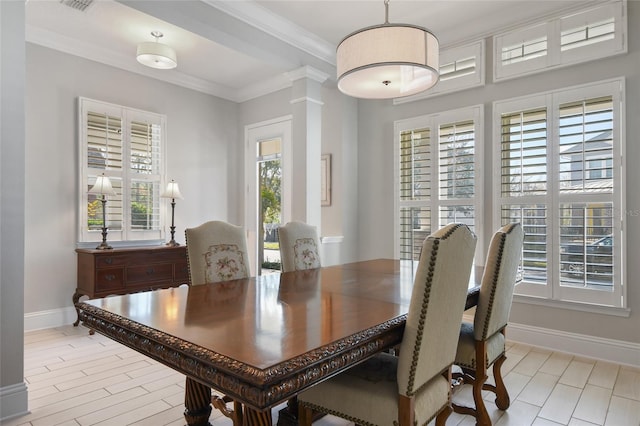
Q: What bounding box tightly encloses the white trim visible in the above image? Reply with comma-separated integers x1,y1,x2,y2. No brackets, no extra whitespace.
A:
0,383,29,422
244,116,293,274
24,306,78,331
394,40,485,104
507,322,640,368
513,294,630,317
289,97,324,106
286,66,330,84
320,236,344,244
202,0,335,66
494,1,627,82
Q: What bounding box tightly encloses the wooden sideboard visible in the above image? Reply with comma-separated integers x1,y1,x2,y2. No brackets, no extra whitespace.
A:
73,245,189,326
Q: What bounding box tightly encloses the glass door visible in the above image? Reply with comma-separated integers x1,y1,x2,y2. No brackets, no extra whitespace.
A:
258,139,282,274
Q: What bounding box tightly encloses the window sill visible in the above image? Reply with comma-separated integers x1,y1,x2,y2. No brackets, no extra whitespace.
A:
512,294,630,318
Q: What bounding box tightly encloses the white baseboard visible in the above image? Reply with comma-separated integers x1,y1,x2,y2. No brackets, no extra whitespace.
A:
461,313,639,367
507,322,640,368
0,382,29,422
24,306,77,332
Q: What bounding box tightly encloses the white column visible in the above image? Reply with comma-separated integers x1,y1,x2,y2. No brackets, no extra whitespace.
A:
286,66,329,233
0,0,28,421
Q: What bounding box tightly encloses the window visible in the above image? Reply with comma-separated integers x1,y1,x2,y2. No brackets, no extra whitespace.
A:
395,106,483,261
394,41,485,104
494,1,626,81
494,79,624,308
79,98,166,246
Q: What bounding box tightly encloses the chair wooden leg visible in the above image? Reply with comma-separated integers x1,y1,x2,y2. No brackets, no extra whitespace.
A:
298,402,314,426
435,405,452,426
473,340,491,426
398,394,415,426
492,354,510,410
436,367,453,426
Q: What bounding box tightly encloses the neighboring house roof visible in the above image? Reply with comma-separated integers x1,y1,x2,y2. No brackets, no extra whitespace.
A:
560,129,612,155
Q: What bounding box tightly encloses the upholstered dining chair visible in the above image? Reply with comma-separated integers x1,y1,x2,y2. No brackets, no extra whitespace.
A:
278,221,321,272
185,220,250,285
298,223,477,426
452,222,524,426
184,220,250,426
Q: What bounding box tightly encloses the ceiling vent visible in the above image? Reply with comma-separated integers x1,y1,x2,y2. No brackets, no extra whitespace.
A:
59,0,94,12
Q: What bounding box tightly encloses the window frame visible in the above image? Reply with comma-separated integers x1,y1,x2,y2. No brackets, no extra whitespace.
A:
78,97,167,247
394,105,484,264
492,78,626,310
494,1,627,82
393,40,485,104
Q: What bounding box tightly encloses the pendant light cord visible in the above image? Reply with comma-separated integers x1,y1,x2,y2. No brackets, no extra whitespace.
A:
384,0,390,24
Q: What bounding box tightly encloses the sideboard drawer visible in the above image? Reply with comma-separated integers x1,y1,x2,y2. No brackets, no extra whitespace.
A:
96,255,128,268
95,268,125,292
175,262,190,282
127,263,173,284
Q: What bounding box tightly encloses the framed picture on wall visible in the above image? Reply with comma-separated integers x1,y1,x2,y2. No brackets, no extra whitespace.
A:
321,154,331,206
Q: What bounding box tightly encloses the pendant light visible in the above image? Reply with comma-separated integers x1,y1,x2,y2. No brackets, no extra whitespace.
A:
137,31,177,70
336,0,439,99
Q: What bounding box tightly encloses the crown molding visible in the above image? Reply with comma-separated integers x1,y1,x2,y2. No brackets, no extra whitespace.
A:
286,66,330,84
203,0,336,67
26,24,298,103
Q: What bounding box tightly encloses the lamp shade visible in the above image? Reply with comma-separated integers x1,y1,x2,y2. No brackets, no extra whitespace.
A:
161,180,183,199
137,42,177,70
89,174,116,196
336,24,439,99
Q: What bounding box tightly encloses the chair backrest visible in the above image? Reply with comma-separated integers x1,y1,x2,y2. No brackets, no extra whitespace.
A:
397,223,477,397
473,222,524,341
184,220,250,285
278,221,321,272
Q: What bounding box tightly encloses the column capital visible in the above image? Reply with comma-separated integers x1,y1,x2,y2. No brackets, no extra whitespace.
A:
286,66,330,84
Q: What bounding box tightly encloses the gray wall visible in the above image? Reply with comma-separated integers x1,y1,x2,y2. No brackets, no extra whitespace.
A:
25,43,238,315
356,3,640,344
1,0,27,420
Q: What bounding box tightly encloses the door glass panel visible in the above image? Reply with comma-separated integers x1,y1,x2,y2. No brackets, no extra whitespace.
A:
258,138,282,274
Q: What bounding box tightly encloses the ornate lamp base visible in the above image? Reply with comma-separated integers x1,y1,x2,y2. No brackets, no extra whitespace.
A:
96,226,113,250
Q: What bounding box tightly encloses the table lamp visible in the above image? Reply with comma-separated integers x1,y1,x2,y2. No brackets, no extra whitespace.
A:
89,174,116,250
161,180,183,246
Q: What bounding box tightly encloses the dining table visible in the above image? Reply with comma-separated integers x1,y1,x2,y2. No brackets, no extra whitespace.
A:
76,258,482,426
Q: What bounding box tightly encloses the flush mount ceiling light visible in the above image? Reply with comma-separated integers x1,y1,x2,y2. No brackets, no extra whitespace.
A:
336,0,439,99
136,31,177,70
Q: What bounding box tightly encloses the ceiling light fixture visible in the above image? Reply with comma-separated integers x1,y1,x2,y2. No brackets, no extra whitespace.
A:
336,0,439,99
136,31,177,70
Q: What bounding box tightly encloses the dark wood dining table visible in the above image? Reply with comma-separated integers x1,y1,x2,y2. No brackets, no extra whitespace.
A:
77,259,481,426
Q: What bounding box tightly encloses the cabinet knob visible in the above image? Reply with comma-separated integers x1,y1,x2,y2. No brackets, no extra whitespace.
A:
105,274,116,281
146,267,155,275
105,258,113,265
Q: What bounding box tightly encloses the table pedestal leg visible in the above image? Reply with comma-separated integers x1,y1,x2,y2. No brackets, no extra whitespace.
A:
184,378,212,426
242,406,272,426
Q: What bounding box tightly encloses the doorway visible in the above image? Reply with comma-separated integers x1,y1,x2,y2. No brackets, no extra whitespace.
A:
245,117,292,275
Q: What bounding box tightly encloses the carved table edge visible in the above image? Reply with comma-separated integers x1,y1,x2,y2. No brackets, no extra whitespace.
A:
77,302,406,410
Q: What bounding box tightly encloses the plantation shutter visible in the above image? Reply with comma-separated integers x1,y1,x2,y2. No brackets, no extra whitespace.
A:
399,128,431,260
558,96,615,290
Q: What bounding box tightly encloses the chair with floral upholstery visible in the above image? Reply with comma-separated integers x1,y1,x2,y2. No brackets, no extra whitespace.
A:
184,220,251,426
185,220,250,285
278,221,321,272
298,223,477,426
452,222,524,426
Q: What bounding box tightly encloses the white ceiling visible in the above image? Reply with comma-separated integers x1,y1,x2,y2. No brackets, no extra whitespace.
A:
25,0,592,102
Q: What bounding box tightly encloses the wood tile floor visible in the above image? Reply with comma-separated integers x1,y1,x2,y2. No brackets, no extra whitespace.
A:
2,325,639,426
